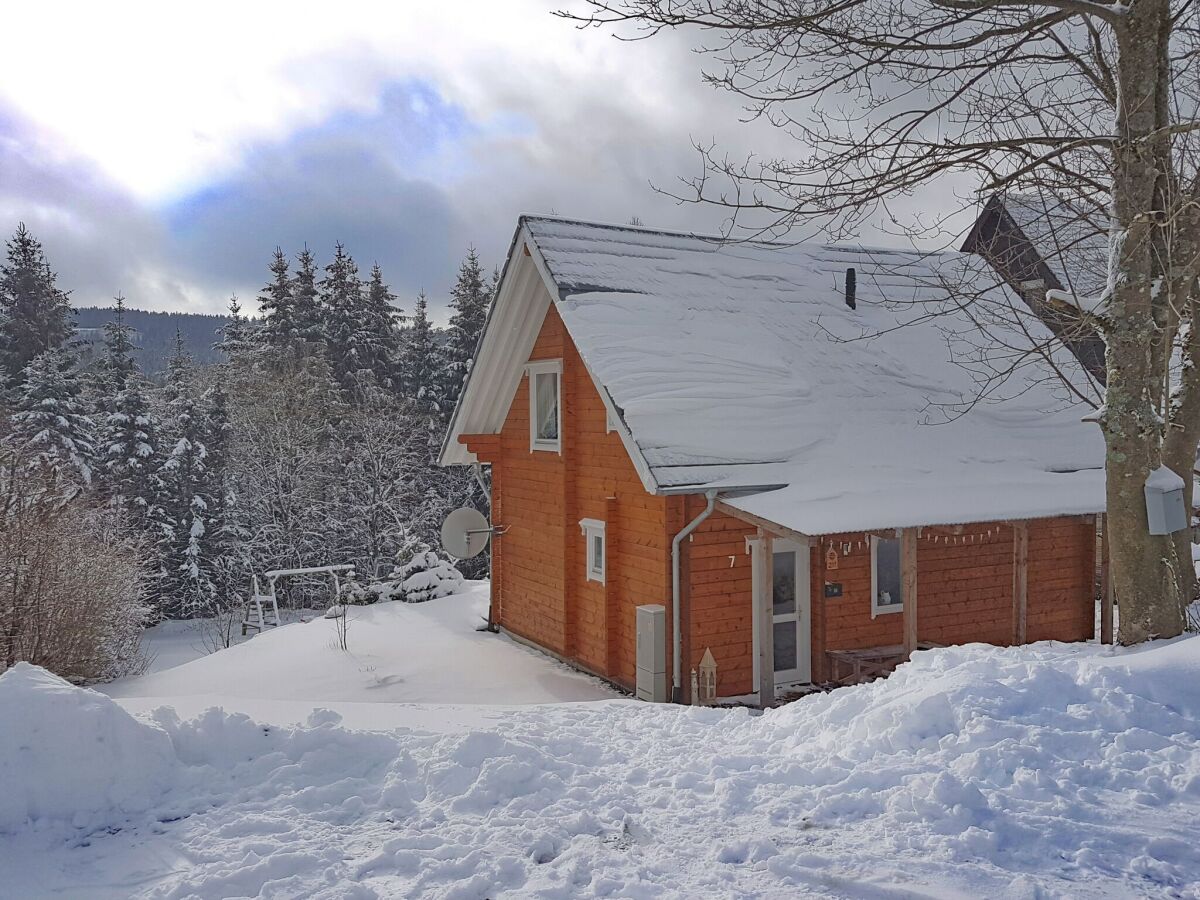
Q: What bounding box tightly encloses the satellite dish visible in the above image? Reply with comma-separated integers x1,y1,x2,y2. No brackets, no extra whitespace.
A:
441,507,492,559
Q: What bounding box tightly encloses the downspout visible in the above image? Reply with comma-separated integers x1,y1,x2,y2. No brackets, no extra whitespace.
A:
671,489,718,703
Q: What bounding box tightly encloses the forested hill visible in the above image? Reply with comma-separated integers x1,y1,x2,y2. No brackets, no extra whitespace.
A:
74,306,229,373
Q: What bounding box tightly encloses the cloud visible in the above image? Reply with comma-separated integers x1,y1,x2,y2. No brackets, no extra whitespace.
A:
0,2,970,319
0,103,188,309
162,82,476,314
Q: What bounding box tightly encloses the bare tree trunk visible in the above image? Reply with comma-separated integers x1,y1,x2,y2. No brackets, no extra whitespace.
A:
1105,0,1185,643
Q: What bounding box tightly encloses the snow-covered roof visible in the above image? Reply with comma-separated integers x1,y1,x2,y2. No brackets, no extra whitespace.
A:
443,216,1106,535
999,194,1109,301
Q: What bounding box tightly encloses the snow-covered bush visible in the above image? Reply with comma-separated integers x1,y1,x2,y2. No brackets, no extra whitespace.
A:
392,548,464,603
356,537,464,604
0,454,151,682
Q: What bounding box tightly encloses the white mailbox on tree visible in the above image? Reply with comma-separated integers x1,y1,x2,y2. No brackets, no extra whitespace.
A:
1144,465,1188,535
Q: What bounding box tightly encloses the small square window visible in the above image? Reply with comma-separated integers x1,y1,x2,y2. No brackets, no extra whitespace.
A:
580,518,606,583
871,535,904,617
527,360,562,452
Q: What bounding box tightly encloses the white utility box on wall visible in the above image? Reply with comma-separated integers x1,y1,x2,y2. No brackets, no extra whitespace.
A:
1145,465,1188,535
636,604,668,702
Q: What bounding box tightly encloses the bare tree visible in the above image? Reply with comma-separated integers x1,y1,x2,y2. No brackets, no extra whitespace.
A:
1,451,150,682
563,0,1200,643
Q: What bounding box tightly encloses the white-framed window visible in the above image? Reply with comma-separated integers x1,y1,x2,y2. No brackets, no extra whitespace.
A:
526,359,562,452
579,518,606,583
871,534,904,618
605,408,618,433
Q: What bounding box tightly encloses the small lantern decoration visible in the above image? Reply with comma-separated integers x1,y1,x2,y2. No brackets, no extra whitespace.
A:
697,648,718,706
826,545,839,571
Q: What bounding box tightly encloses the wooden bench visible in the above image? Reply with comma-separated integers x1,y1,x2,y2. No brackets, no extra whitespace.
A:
826,642,943,685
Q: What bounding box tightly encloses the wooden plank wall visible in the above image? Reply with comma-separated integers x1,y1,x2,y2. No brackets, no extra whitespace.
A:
491,304,675,692
810,520,1095,682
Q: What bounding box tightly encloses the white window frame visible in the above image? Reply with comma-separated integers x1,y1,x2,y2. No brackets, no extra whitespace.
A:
526,359,563,453
579,518,606,583
870,534,904,618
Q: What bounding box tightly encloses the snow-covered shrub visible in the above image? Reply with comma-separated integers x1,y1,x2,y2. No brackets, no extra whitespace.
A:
0,454,151,682
393,548,464,603
359,538,464,604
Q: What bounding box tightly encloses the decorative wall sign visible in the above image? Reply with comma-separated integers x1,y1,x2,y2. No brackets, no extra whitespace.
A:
826,546,839,571
824,582,843,598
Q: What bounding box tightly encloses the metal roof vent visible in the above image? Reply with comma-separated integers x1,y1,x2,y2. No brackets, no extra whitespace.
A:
845,267,857,310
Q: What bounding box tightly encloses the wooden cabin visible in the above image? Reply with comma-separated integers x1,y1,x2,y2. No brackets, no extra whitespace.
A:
440,216,1107,707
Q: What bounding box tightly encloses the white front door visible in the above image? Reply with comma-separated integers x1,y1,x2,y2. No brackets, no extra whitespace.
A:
752,539,812,691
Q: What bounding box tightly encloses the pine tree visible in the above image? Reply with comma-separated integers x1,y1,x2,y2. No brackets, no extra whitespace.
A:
364,262,402,387
292,247,323,346
157,332,220,617
257,248,295,348
0,224,74,384
319,242,371,395
102,378,165,533
398,290,444,423
442,247,492,416
215,295,252,360
99,293,137,393
4,348,95,494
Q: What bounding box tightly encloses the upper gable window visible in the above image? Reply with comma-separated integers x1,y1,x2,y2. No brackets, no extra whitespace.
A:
526,360,562,452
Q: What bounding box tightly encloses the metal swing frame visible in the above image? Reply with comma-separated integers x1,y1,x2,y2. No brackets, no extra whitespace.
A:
241,564,356,635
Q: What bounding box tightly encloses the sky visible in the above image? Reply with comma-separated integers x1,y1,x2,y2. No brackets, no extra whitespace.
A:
0,1,966,322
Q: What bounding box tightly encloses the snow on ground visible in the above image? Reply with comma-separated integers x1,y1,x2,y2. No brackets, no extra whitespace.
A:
3,590,1199,898
106,582,620,732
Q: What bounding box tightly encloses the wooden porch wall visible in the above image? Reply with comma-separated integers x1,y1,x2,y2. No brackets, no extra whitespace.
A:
809,519,1095,683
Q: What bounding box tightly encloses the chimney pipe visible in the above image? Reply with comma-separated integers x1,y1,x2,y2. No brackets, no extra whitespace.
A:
845,267,857,310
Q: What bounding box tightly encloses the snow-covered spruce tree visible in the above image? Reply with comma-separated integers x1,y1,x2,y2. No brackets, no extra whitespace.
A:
320,242,375,396
291,246,324,348
102,376,166,533
214,294,254,361
398,290,445,423
0,223,73,387
257,248,297,349
442,247,492,418
98,293,137,394
364,262,403,389
4,348,95,497
156,332,224,618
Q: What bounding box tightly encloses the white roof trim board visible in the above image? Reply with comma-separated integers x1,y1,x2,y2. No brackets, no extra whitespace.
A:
441,216,1107,536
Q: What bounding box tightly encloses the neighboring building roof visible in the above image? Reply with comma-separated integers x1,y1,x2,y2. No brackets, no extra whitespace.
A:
996,193,1109,301
443,215,1106,535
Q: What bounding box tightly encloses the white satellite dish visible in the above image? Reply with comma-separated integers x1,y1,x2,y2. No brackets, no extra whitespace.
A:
441,507,492,560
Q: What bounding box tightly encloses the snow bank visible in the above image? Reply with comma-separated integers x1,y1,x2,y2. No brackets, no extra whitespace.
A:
6,635,1200,897
0,663,177,833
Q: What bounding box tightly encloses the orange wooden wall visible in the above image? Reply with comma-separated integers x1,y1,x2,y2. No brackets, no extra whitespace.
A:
466,301,1098,701
467,305,681,692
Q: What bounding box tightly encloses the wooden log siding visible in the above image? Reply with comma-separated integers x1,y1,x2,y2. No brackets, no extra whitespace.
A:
479,298,1097,700
485,304,676,691
816,520,1094,675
